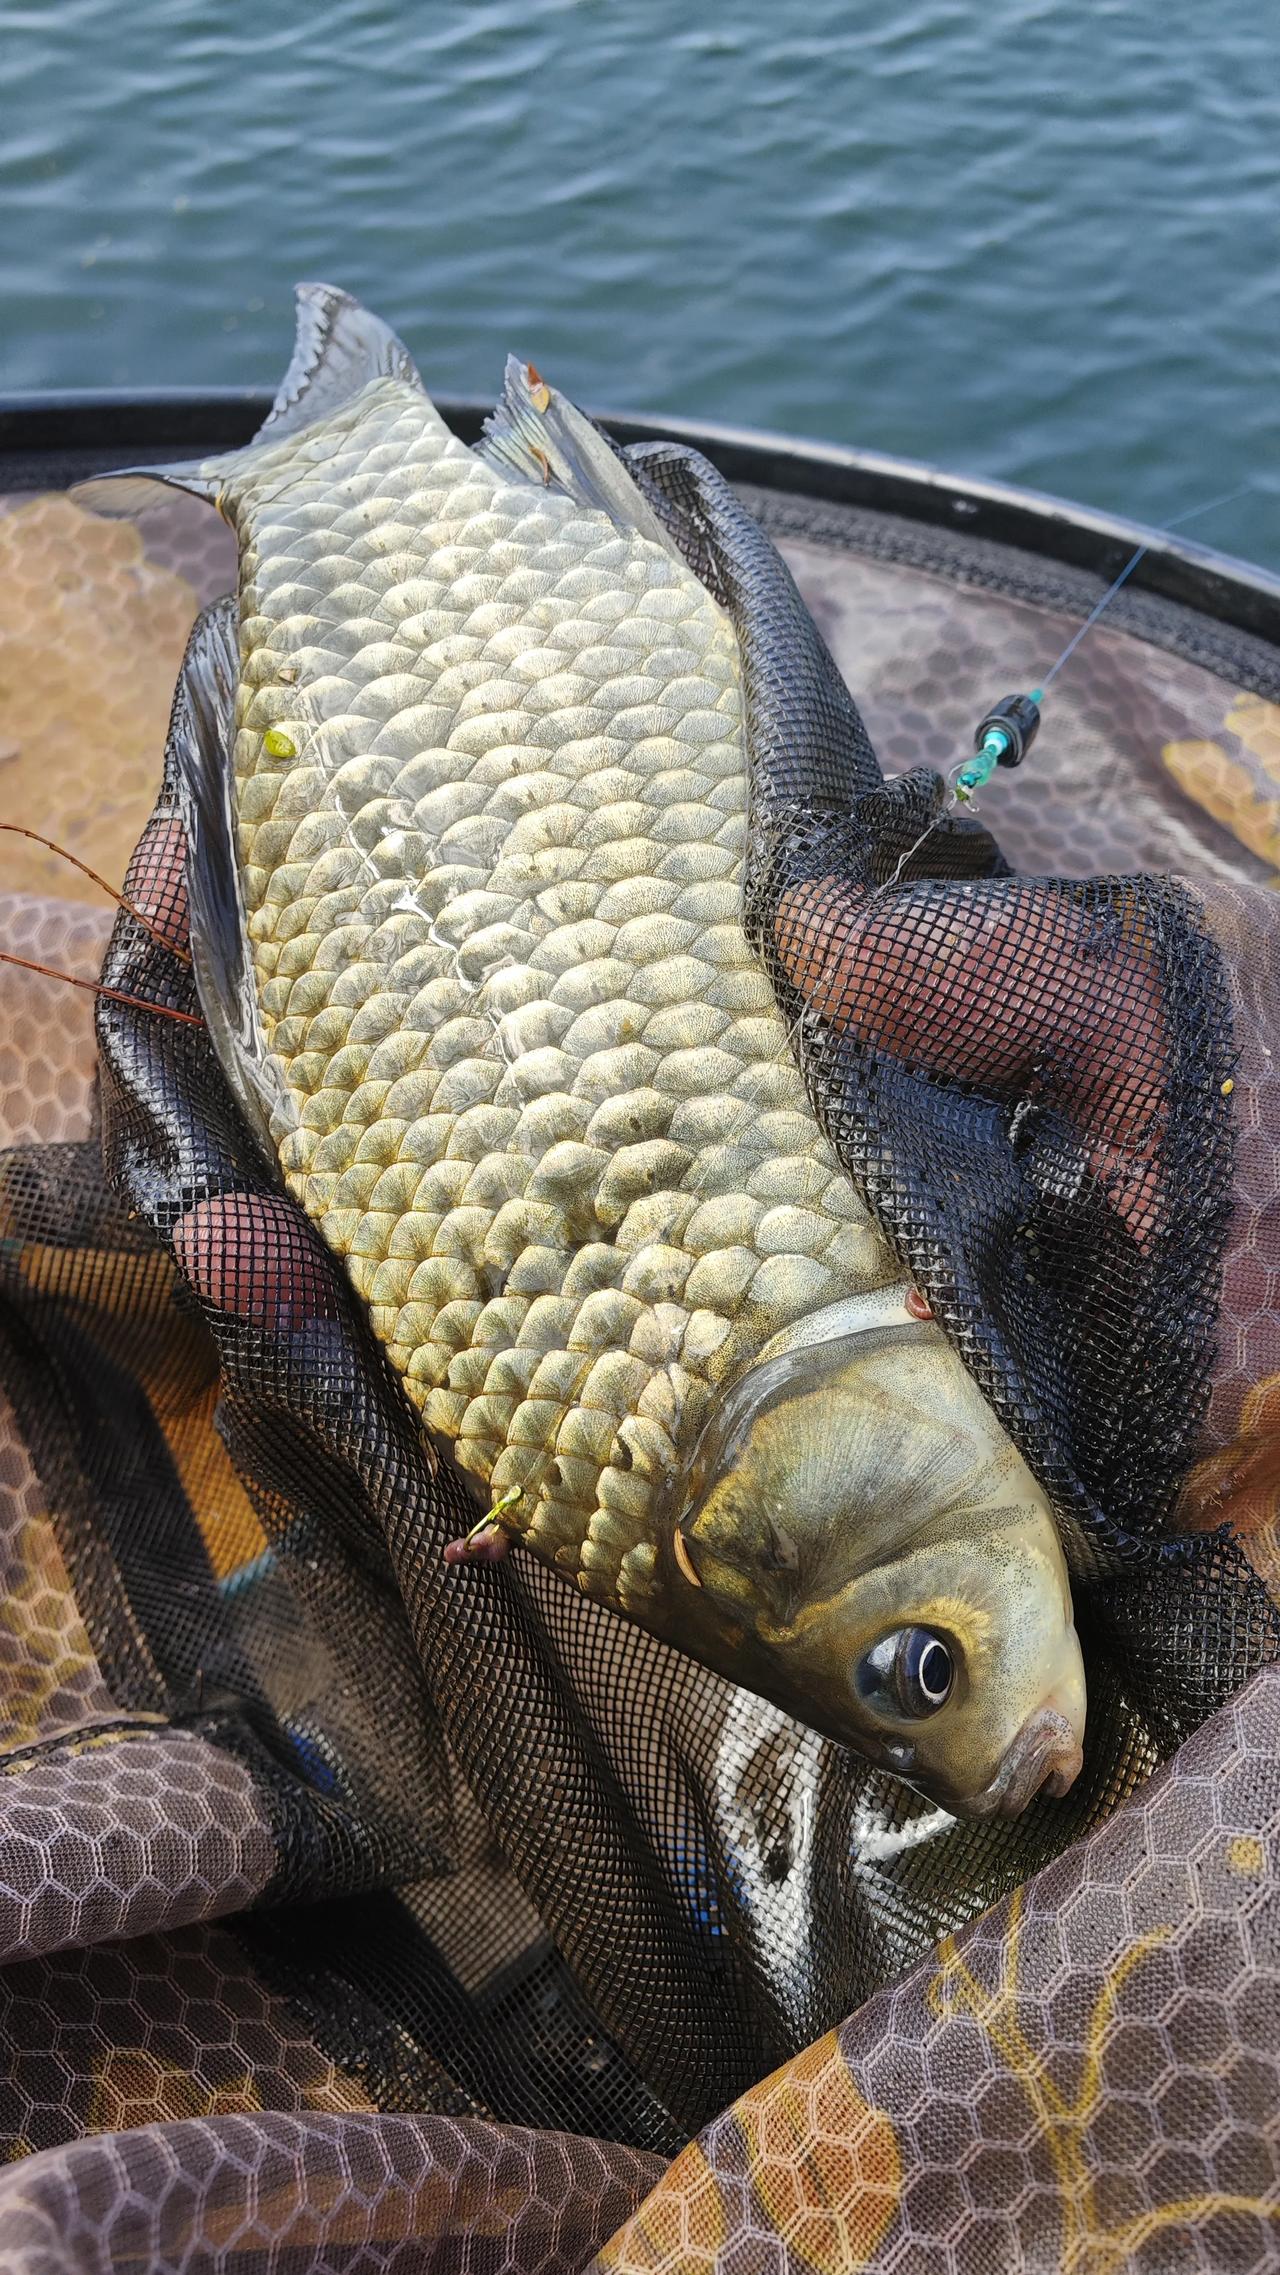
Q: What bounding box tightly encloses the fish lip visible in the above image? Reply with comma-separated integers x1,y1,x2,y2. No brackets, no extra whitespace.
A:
955,1707,1085,1821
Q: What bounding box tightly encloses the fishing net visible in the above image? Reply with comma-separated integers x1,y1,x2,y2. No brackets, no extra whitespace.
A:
0,448,1277,2271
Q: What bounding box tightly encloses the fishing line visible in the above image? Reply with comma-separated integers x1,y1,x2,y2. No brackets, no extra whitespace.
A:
786,476,1266,1096
924,477,1258,815
0,951,204,1026
1038,480,1256,695
641,476,1270,1331
0,824,193,964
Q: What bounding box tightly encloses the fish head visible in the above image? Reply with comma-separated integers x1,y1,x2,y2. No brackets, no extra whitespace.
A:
669,1318,1086,1818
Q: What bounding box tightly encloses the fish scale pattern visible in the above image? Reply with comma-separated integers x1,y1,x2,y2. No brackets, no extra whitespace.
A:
225,381,895,1603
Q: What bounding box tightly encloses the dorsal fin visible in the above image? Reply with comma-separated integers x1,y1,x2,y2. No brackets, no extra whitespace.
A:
72,282,426,519
477,355,683,561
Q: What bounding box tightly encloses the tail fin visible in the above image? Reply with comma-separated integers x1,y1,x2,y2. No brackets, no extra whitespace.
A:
72,464,222,517
72,283,426,519
478,354,682,560
255,281,424,443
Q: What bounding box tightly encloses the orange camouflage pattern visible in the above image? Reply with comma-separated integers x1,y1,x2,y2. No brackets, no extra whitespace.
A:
597,1665,1280,2273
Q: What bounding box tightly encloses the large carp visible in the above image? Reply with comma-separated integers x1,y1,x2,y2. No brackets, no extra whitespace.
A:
82,283,1085,1817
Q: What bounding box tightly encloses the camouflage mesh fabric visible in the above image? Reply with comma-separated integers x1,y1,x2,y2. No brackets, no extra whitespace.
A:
0,459,1277,2269
0,2111,662,2275
594,1660,1280,2275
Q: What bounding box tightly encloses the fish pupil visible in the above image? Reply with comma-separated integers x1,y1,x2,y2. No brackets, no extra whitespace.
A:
918,1639,952,1703
892,1627,954,1716
856,1626,955,1719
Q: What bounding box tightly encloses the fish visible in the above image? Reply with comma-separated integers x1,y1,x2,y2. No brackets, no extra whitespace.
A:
79,282,1086,1818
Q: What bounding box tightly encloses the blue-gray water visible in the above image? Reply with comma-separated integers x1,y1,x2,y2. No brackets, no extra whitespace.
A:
3,0,1277,566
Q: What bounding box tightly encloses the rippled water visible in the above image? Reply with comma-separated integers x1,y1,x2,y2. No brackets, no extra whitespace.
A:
2,0,1276,564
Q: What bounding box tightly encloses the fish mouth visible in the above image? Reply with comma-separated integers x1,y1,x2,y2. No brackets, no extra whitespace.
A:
962,1705,1085,1820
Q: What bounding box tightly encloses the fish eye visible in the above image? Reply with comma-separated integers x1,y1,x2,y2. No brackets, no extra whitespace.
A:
857,1626,955,1719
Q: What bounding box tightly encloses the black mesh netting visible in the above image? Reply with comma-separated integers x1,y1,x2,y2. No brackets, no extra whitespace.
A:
1,444,1277,2157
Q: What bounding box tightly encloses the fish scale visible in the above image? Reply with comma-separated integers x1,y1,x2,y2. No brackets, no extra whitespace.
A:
216,378,897,1607
78,286,1087,1816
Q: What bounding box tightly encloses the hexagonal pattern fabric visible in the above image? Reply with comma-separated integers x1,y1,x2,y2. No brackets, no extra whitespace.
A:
596,1663,1280,2275
1,457,1279,2270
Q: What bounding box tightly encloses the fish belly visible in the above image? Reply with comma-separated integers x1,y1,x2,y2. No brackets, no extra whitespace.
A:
228,379,896,1605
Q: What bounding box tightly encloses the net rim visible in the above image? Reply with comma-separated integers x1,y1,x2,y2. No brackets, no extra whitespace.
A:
2,387,1278,645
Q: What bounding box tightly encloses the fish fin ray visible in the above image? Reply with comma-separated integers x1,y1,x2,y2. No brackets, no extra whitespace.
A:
169,598,291,1166
69,464,221,517
258,280,425,442
477,355,683,559
73,283,425,521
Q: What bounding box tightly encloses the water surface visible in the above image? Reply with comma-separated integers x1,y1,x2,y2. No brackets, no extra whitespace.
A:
2,0,1276,564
